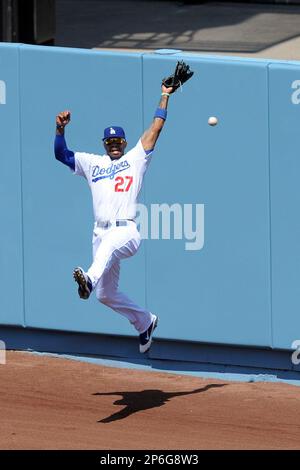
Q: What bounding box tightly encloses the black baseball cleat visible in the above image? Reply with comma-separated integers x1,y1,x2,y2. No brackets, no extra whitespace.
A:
139,315,158,354
73,267,92,300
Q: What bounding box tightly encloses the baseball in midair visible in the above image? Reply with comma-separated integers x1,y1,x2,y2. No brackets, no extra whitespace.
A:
208,116,218,126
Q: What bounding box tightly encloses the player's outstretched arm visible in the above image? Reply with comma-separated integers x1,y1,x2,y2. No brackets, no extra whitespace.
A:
141,84,173,152
54,110,75,170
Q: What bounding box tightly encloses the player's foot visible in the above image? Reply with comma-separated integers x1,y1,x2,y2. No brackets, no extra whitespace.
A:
139,315,158,354
73,267,92,300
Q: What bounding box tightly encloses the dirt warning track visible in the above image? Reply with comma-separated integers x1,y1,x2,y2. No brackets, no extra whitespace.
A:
0,351,300,450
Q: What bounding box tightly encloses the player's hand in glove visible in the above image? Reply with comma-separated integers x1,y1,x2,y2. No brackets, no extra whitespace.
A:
56,110,71,130
161,83,174,95
162,61,194,93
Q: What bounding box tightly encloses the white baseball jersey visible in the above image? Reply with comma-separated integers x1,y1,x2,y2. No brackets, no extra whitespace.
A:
73,139,152,222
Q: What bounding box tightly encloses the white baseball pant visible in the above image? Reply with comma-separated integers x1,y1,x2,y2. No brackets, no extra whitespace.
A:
87,220,154,333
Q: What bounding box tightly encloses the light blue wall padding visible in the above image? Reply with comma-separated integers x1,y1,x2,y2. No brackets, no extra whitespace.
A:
0,44,24,326
269,64,300,350
19,45,146,335
143,54,272,346
2,42,300,352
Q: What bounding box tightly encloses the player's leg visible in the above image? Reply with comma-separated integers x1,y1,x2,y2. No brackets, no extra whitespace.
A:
73,223,140,298
95,254,158,353
72,225,101,300
73,222,158,352
87,223,140,288
95,256,155,333
92,223,158,352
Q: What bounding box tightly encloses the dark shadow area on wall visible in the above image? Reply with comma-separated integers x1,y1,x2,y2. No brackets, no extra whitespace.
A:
1,326,300,384
55,0,300,53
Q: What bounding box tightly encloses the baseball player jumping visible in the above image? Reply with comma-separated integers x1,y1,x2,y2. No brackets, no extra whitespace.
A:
54,63,193,353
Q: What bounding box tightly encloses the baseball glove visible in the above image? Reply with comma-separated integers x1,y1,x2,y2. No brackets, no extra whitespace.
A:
162,61,194,93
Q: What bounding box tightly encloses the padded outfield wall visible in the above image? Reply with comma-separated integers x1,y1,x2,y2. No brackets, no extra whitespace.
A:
1,43,300,371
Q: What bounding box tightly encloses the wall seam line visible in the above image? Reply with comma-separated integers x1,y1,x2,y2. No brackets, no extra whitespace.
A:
17,44,26,328
267,63,274,349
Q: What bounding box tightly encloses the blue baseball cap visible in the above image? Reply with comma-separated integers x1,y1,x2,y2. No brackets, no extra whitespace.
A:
102,126,126,141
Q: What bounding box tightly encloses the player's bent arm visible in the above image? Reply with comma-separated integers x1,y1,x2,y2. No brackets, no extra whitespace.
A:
141,91,170,152
54,134,75,171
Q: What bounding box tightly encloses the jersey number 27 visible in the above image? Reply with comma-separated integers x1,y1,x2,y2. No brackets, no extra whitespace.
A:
114,176,133,192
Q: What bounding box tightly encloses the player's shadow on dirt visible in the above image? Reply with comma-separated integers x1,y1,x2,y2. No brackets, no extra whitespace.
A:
93,383,226,423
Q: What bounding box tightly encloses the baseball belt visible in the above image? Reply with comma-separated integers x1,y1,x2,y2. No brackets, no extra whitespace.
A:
96,219,134,229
